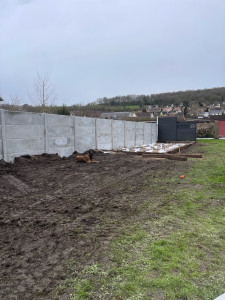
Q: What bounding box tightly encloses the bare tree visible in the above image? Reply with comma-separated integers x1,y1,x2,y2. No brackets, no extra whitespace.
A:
28,73,56,112
6,95,22,111
10,95,22,106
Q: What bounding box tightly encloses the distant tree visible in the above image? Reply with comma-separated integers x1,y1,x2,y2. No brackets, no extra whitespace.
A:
183,100,189,107
57,104,70,115
28,73,56,112
89,87,225,109
0,93,4,102
7,95,22,111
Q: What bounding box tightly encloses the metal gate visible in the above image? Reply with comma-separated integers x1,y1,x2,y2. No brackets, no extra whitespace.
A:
158,117,177,142
177,122,196,141
158,117,196,142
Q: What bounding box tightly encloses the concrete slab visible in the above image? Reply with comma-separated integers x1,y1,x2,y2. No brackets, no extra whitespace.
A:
144,123,152,145
112,120,125,149
135,122,144,146
152,123,158,143
47,125,74,138
6,139,45,154
46,114,73,126
4,111,44,125
0,140,2,160
125,121,136,147
75,117,96,153
5,125,44,139
96,119,112,150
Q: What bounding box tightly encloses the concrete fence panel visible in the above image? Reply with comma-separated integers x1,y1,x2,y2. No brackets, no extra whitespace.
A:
135,122,145,146
0,110,5,161
112,120,125,150
0,141,2,160
152,123,158,143
96,119,112,150
3,111,45,162
0,110,2,139
4,111,44,125
0,111,2,160
6,139,45,155
124,121,136,148
144,123,152,145
46,114,74,157
5,125,44,139
75,117,96,153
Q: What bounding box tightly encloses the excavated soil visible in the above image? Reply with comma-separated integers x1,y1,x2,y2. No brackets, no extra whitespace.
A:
0,149,192,300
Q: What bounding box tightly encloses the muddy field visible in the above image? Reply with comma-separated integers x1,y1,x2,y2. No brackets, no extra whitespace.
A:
0,149,190,300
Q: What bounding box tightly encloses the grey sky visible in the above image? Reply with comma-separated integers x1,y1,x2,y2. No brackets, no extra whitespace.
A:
0,0,225,105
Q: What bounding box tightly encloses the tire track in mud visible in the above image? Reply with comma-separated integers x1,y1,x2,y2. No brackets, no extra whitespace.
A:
53,163,152,197
2,175,36,195
94,164,151,192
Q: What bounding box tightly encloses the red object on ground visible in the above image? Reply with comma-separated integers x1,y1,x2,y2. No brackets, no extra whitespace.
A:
180,175,185,178
219,121,225,138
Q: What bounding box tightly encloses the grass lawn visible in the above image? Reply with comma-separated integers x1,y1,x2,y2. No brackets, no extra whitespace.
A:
57,140,225,300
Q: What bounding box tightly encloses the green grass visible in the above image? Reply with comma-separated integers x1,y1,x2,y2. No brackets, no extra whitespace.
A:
56,140,225,300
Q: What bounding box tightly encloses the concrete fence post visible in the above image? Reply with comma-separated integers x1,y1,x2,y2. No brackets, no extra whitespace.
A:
143,123,146,145
0,109,7,161
43,113,48,153
73,116,76,151
111,120,113,149
124,121,126,147
95,119,98,149
134,121,137,146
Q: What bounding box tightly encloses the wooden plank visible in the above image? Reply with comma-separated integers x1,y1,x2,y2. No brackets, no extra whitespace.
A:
122,151,144,155
178,154,202,158
157,141,194,144
142,153,168,158
142,157,166,160
165,155,187,161
142,153,187,161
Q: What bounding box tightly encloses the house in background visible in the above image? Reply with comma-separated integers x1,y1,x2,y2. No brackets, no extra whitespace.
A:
208,110,225,116
198,109,225,119
161,106,172,115
198,111,209,118
149,107,161,118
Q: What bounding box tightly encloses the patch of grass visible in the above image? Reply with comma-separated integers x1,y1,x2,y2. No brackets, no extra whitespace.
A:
58,140,225,300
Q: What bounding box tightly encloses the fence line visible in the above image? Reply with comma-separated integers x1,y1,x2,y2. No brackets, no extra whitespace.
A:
0,109,158,162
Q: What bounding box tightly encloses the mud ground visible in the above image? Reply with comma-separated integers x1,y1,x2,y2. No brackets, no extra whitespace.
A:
0,149,192,300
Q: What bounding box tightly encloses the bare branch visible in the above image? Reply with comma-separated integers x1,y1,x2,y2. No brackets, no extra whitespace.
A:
28,72,56,112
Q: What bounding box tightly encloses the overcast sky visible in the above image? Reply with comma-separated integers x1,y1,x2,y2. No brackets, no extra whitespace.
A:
0,0,225,105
